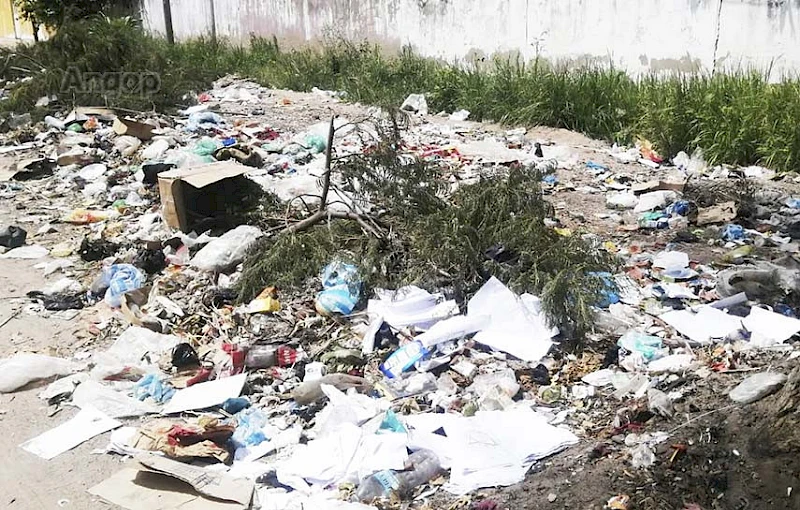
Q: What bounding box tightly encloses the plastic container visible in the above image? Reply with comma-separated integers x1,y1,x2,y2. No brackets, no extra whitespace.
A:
356,449,441,502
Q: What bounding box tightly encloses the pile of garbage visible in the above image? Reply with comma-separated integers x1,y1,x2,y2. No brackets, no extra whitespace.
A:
2,83,800,510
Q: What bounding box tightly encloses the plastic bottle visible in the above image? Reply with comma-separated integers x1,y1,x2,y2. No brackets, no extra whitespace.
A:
379,340,428,379
244,345,298,369
356,449,441,502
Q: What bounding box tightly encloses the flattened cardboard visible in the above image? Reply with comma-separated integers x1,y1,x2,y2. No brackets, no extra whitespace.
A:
157,161,249,232
113,117,155,140
88,468,244,510
696,201,737,226
136,454,254,506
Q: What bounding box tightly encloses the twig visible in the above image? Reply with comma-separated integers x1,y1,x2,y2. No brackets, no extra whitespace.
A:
667,404,738,435
0,308,22,330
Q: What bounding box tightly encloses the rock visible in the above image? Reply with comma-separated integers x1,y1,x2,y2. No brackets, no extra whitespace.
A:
0,225,27,249
729,372,787,404
548,493,557,503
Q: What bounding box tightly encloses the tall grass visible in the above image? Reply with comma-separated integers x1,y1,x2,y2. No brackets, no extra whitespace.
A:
3,17,800,171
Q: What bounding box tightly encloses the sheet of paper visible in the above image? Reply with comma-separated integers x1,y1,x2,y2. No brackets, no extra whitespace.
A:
467,277,557,362
277,422,363,487
441,408,578,495
403,407,578,495
72,380,159,418
138,454,254,505
256,488,375,510
660,306,742,344
20,407,121,459
163,373,246,414
89,468,243,510
415,314,489,348
743,306,800,347
652,250,689,269
368,286,457,329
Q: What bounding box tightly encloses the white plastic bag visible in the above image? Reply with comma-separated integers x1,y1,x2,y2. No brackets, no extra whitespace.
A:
141,138,170,160
90,326,181,380
0,353,78,393
729,372,787,404
191,225,262,272
114,135,141,157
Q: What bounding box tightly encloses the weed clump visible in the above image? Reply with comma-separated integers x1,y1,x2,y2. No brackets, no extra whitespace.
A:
237,116,614,341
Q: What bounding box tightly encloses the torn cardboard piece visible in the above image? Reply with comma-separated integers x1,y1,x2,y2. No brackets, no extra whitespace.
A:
158,161,250,232
137,454,254,506
65,107,116,126
113,117,156,140
89,468,243,510
0,157,57,181
696,201,737,226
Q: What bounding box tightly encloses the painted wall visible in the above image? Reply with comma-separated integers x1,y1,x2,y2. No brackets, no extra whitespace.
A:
0,0,41,41
140,0,800,76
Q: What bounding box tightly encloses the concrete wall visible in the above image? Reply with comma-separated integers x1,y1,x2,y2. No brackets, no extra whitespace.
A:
141,0,800,76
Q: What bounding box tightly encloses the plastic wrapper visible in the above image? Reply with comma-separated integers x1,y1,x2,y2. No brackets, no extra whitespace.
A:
191,225,262,273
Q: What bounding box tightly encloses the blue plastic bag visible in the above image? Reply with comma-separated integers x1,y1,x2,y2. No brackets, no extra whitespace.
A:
666,200,690,216
588,271,620,308
315,260,361,315
721,224,745,241
134,373,175,403
231,407,269,460
103,264,144,308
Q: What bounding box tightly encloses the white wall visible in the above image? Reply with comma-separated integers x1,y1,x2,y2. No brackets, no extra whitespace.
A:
140,0,800,77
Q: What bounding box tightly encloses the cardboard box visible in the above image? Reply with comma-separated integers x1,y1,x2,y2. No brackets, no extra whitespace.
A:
158,161,250,232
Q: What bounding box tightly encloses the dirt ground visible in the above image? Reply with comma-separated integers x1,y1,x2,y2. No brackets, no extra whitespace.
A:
2,87,800,510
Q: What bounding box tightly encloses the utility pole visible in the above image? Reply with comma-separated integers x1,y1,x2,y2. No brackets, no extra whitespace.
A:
162,0,175,44
209,0,217,42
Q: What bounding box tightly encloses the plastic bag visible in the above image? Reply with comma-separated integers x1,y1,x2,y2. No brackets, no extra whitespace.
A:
114,135,141,157
102,264,144,308
0,353,77,393
134,373,175,403
315,260,362,315
647,388,674,418
231,407,269,459
400,94,428,115
62,209,120,224
468,368,521,410
91,327,181,380
192,138,220,157
190,225,262,272
186,111,224,132
729,372,787,404
141,138,170,160
618,331,666,361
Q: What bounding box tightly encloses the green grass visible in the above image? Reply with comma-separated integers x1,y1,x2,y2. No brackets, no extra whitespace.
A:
3,17,800,172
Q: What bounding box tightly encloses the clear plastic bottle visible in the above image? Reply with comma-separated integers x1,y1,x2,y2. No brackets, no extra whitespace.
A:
244,345,298,368
244,345,277,368
355,449,441,502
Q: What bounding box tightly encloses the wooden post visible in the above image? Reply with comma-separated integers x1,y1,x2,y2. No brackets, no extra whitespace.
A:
162,0,175,44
